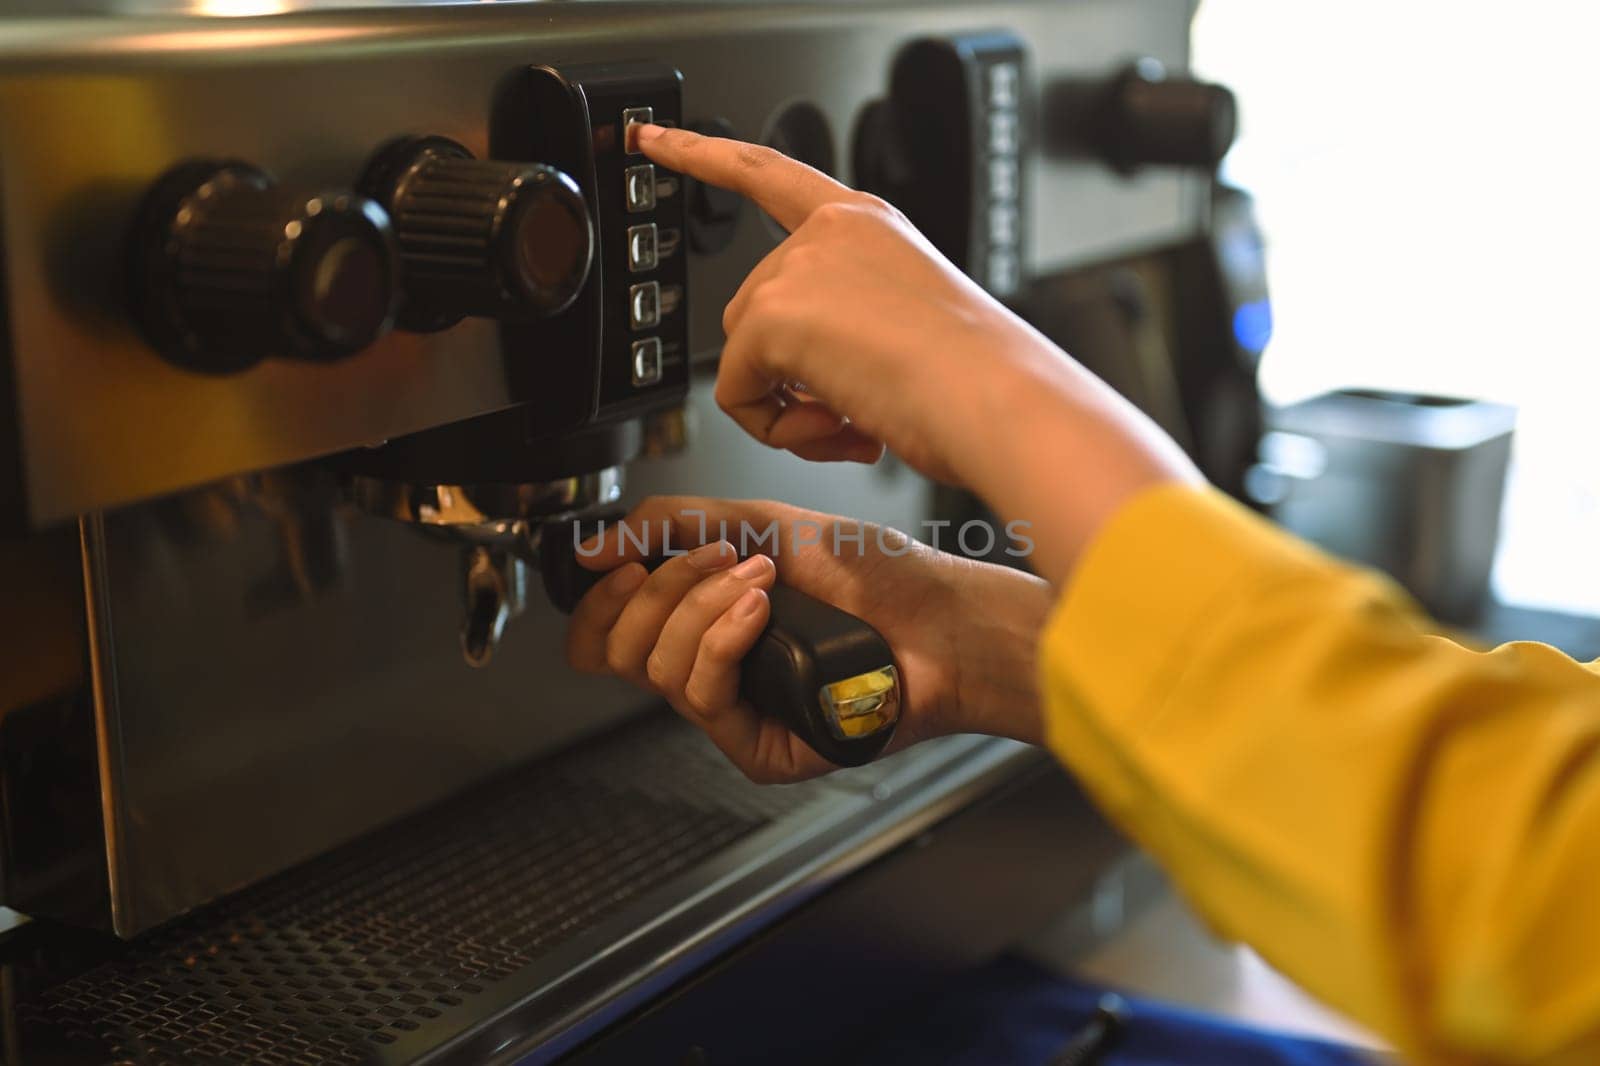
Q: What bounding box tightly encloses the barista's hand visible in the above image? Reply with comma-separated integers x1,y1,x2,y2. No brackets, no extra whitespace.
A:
565,496,1051,783
635,122,1020,485
634,125,1200,585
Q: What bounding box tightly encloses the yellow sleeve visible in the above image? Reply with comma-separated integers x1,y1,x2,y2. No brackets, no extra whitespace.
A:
1040,484,1600,1066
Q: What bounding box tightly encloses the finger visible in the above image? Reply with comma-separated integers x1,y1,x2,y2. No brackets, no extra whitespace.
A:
789,425,885,463
565,563,649,674
604,541,738,683
634,124,858,233
721,237,795,337
763,389,882,461
579,503,723,569
679,587,768,721
585,496,800,563
714,311,805,448
678,590,836,783
647,555,776,696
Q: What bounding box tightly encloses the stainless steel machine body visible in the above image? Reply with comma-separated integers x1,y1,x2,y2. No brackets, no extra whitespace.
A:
0,1,1210,1061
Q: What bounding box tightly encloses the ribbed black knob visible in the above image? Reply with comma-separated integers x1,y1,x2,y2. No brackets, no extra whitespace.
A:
360,136,594,332
130,160,399,372
130,160,398,372
1096,58,1237,172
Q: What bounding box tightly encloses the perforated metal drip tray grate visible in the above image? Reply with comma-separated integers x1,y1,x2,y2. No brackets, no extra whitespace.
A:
3,713,1028,1065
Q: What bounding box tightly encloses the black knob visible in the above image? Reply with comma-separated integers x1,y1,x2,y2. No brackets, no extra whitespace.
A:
359,136,594,332
1091,59,1237,172
130,160,399,373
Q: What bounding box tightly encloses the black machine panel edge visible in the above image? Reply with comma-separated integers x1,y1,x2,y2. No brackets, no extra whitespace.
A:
856,30,1030,299
493,61,692,436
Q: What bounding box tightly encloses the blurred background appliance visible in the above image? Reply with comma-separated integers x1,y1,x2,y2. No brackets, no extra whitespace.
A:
0,0,1242,1062
1250,389,1516,624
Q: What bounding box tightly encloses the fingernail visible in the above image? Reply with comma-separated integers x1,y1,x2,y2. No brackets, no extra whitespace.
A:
731,554,771,580
687,540,737,570
633,122,665,145
610,563,647,594
734,588,766,619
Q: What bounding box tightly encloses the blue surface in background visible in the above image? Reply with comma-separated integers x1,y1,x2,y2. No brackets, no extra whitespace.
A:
846,956,1379,1066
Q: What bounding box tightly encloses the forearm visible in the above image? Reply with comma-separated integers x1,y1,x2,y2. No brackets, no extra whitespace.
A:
940,556,1054,745
957,329,1201,588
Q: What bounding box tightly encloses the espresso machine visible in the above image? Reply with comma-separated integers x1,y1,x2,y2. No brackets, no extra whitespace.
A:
0,1,1232,1061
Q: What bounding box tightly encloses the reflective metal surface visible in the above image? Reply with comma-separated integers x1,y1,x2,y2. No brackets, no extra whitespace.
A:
5,0,548,15
2,709,1034,1065
345,467,623,547
0,0,1199,525
43,380,937,935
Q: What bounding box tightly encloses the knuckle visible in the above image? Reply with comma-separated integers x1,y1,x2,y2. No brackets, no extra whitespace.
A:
702,625,743,662
683,578,726,612
746,278,785,312
736,142,780,172
854,192,901,220
681,682,717,719
644,649,673,688
658,126,697,149
603,633,632,677
807,200,853,228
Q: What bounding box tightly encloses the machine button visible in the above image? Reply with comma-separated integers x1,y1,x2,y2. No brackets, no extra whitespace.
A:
988,62,1020,109
988,156,1019,201
629,281,661,329
989,203,1019,247
622,106,654,151
358,136,593,332
988,249,1020,296
625,164,657,212
630,337,663,386
989,109,1020,155
627,223,659,272
129,160,399,372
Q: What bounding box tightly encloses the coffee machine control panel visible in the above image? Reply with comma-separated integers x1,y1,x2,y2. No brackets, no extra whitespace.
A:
0,5,1203,531
495,61,692,435
125,61,687,445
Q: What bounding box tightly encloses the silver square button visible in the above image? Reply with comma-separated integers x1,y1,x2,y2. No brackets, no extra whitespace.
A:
629,281,661,330
631,337,663,386
627,223,659,272
988,203,1019,247
988,156,1019,202
988,110,1019,155
988,62,1020,109
625,164,657,213
622,106,654,152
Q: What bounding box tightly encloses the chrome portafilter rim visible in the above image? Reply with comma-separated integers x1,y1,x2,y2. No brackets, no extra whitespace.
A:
343,465,624,554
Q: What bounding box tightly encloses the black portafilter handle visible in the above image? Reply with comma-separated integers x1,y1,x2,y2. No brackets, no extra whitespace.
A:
540,513,900,767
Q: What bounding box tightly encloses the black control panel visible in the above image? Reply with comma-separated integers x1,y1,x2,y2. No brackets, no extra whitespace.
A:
127,60,690,471
494,61,691,436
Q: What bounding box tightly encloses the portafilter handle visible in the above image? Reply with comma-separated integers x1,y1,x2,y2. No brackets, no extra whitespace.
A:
541,511,901,768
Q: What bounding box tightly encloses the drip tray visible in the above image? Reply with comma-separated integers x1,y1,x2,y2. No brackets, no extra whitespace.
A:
5,714,1032,1065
